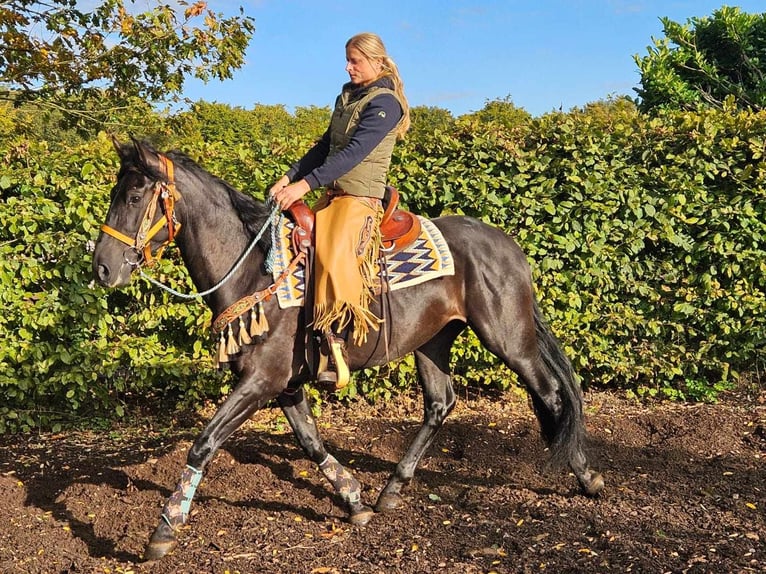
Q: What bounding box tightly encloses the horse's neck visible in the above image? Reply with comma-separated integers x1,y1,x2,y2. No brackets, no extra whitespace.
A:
174,177,269,307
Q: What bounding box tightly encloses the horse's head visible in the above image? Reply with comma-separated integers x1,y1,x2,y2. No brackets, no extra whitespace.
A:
92,137,182,287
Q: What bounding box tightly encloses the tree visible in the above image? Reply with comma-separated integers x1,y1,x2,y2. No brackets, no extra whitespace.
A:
634,6,766,113
0,0,254,129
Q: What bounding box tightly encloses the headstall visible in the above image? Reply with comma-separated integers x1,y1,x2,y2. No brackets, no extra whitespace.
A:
100,154,182,267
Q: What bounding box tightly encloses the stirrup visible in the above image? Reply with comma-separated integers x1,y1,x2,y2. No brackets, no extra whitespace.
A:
329,338,350,389
317,370,338,385
316,347,335,384
316,337,349,390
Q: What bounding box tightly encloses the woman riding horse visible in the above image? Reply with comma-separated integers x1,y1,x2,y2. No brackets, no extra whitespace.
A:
269,32,410,390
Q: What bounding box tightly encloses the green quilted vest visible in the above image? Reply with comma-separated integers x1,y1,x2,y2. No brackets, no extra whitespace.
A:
328,84,402,199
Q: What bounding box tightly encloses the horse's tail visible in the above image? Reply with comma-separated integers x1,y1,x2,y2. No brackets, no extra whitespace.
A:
531,299,585,468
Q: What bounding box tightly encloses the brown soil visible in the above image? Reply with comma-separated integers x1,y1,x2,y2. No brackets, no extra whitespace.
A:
0,388,763,574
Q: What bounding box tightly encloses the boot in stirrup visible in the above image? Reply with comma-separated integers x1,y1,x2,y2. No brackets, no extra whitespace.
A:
317,334,350,390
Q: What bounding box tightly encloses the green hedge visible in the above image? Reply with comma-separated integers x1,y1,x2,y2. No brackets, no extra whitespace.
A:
390,103,766,400
1,104,765,431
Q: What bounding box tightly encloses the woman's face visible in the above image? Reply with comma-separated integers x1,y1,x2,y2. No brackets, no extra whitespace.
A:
345,46,380,86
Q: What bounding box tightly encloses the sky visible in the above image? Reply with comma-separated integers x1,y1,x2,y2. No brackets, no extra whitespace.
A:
181,1,766,118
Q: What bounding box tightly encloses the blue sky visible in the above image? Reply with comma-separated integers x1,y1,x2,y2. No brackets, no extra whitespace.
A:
182,1,765,117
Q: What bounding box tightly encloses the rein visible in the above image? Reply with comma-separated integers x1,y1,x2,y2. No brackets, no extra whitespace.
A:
140,204,278,301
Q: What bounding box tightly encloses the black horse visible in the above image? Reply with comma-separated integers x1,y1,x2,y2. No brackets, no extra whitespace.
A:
92,138,603,561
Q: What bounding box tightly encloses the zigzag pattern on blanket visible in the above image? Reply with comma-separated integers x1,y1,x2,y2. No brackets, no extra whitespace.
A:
271,215,455,310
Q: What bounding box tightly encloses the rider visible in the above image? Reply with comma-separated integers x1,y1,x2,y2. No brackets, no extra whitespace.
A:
269,32,410,389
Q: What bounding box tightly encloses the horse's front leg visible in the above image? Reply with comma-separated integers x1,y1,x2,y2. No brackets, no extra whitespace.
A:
377,341,456,512
277,386,374,525
144,373,278,561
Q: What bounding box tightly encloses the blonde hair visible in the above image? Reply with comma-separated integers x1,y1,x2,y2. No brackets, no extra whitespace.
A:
346,32,410,138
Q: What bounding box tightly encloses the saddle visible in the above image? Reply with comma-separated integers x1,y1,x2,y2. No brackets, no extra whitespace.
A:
287,186,421,255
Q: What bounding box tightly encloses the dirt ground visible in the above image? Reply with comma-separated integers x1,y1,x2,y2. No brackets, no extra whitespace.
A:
0,386,763,574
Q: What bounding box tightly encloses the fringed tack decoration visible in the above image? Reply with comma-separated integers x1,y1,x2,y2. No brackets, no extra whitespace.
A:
225,324,240,356
218,330,228,364
238,317,252,346
249,301,269,338
210,249,303,366
257,301,269,334
250,307,261,338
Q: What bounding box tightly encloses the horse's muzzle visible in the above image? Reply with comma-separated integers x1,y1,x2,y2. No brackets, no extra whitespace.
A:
92,249,137,288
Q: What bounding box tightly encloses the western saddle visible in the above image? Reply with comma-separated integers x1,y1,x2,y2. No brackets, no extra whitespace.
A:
287,186,420,255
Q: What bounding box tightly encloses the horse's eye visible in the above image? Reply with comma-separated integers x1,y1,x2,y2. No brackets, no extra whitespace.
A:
128,193,142,206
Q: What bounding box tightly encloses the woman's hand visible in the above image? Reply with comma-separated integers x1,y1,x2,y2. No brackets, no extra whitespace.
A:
269,177,310,211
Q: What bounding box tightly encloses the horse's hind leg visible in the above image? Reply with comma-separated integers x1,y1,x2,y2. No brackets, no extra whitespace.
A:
376,323,460,512
471,298,603,496
277,387,374,525
144,372,276,561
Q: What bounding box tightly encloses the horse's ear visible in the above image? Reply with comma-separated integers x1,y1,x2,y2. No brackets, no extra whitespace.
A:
130,137,162,174
111,135,128,161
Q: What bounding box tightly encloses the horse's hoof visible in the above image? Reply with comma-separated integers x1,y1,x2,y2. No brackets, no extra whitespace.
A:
581,471,605,497
143,524,178,561
375,492,404,512
349,505,375,526
143,538,177,561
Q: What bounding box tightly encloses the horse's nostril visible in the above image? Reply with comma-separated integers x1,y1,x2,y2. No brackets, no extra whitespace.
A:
97,263,110,283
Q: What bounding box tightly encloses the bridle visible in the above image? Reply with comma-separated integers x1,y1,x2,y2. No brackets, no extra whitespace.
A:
98,150,284,306
100,154,182,268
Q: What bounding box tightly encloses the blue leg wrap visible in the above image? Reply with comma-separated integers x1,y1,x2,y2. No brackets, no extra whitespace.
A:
161,465,204,529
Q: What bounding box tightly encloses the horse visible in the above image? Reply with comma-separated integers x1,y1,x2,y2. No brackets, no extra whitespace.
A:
92,138,603,561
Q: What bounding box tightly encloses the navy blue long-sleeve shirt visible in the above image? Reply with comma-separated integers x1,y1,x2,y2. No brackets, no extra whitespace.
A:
286,78,403,190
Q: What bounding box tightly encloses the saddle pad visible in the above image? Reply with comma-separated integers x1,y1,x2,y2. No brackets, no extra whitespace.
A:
270,214,455,309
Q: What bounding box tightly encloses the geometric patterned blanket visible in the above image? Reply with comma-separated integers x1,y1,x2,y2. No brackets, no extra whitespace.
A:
270,214,455,309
